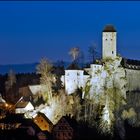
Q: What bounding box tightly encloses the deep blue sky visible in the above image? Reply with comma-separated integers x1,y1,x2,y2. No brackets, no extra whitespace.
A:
0,1,140,64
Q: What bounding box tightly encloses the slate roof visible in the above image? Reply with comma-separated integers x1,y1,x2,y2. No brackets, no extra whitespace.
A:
54,115,78,130
63,116,78,130
66,62,81,70
16,101,30,108
36,112,53,125
121,58,140,70
103,25,116,32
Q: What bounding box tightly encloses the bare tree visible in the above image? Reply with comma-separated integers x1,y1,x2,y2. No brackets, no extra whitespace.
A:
88,43,98,63
69,47,80,61
36,58,55,103
5,69,16,91
77,50,85,68
5,69,17,103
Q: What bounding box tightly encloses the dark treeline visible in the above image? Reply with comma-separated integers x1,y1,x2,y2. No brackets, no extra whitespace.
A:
0,63,65,104
0,72,40,103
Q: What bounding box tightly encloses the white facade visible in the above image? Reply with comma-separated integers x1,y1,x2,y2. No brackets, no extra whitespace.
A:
89,64,105,98
64,70,88,94
102,31,117,59
15,101,34,114
90,64,103,76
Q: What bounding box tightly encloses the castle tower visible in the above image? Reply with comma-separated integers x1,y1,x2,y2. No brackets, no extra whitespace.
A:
102,25,117,59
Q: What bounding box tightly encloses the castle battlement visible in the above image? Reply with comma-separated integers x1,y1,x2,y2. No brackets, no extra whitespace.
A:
121,58,140,70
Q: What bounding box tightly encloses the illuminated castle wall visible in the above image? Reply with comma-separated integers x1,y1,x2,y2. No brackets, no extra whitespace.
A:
61,25,117,95
61,25,140,96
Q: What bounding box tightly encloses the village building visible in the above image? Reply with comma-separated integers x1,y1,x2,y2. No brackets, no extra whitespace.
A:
15,101,34,114
33,112,53,132
19,85,42,101
61,62,89,95
52,116,77,140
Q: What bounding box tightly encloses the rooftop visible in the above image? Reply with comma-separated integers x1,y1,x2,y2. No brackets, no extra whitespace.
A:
103,25,116,32
66,62,81,70
16,101,30,108
121,58,140,70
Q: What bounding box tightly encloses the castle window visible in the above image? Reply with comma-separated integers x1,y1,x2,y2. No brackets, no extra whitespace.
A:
112,51,114,54
105,39,107,41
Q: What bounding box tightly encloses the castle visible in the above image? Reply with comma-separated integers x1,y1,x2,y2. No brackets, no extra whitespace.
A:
61,25,140,98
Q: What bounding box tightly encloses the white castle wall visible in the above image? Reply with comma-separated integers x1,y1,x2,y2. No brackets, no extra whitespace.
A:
89,64,104,98
85,57,127,100
125,69,140,91
64,70,85,94
61,25,140,99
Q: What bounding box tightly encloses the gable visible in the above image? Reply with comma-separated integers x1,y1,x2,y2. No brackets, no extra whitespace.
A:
34,112,53,132
25,102,34,110
53,117,73,132
16,101,34,110
29,85,42,95
19,86,32,97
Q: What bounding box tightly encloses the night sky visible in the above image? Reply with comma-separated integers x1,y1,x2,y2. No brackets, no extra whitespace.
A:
0,1,140,64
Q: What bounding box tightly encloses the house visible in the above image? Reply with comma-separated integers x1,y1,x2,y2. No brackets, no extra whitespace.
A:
15,101,34,114
18,86,33,101
34,112,53,132
19,85,42,101
52,116,78,140
0,113,51,140
19,84,46,107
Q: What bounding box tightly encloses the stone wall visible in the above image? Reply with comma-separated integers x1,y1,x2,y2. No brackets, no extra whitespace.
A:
125,69,140,91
